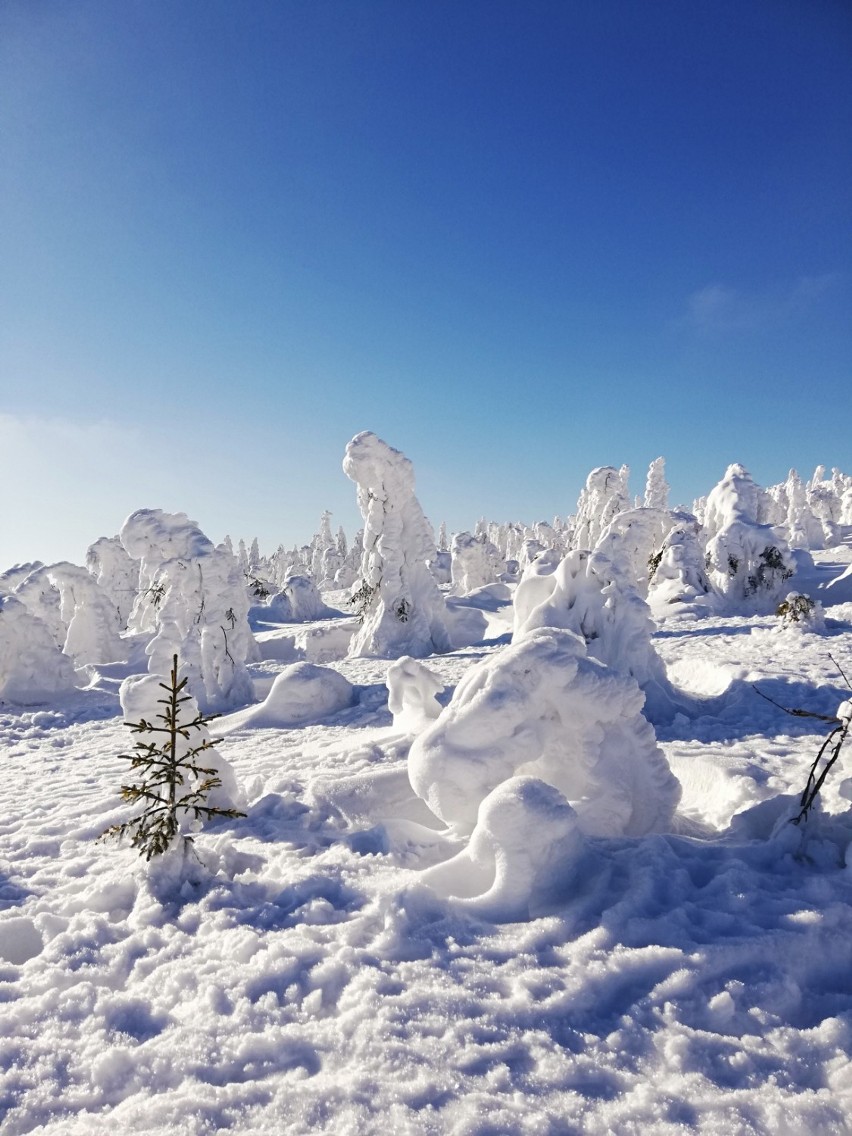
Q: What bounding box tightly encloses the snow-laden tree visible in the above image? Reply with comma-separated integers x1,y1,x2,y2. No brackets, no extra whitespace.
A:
121,509,258,712
386,656,444,732
643,457,669,511
87,536,140,629
513,543,681,722
0,595,78,703
0,562,44,596
343,432,450,658
12,567,66,647
646,523,713,617
574,466,631,550
48,562,126,665
450,532,501,595
703,465,795,608
595,507,685,597
408,626,681,838
782,469,824,550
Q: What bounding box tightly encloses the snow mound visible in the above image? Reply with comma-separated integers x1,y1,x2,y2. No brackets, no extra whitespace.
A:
218,662,355,731
408,627,681,837
421,776,587,921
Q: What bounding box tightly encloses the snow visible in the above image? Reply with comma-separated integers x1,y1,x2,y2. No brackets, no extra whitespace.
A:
3,480,852,1134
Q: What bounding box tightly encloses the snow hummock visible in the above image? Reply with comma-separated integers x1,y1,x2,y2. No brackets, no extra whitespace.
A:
343,432,450,658
218,662,355,731
408,626,681,837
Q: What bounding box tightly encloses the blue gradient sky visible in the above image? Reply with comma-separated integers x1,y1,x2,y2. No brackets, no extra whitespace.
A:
2,0,850,568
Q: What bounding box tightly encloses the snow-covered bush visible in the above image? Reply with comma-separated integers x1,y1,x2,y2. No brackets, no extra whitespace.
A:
408,627,681,837
343,432,450,658
120,509,258,713
14,562,126,665
386,656,444,732
219,662,355,729
596,507,684,596
776,592,824,631
703,465,795,609
106,658,245,859
513,544,679,722
0,595,78,703
282,573,332,622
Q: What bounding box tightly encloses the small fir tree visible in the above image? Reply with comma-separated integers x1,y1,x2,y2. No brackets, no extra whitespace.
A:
101,655,245,860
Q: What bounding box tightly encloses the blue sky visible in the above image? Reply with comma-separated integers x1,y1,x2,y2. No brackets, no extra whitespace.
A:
1,0,850,568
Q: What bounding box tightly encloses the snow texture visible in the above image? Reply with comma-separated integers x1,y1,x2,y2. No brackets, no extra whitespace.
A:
343,432,450,658
408,626,681,837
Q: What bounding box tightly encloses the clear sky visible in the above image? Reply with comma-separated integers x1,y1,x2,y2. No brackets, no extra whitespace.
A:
1,0,850,569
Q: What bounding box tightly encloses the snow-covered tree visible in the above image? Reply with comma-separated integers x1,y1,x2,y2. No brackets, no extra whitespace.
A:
643,457,669,511
86,536,140,629
343,432,450,658
120,509,258,713
0,595,78,703
574,466,631,550
450,532,501,595
647,523,713,617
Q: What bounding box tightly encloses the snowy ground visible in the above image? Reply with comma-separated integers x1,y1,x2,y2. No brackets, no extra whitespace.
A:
3,580,852,1134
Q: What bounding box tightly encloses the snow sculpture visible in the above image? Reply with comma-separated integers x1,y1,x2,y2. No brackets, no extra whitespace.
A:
119,672,244,814
643,457,669,511
86,536,140,628
386,656,444,732
343,431,450,658
421,776,587,920
574,465,631,550
120,509,258,713
512,545,678,720
408,627,681,837
450,532,500,595
647,524,713,617
0,595,78,703
703,465,794,608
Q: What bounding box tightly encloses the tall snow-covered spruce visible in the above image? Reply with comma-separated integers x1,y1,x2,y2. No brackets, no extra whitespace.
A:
343,432,450,658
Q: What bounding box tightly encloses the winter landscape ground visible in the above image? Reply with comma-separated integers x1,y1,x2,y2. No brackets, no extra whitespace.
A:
3,442,852,1135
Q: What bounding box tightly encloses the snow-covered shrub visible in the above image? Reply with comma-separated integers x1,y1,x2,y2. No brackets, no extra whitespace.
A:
283,573,332,622
574,465,630,550
450,532,501,595
421,776,587,920
120,509,258,713
343,432,450,658
0,595,78,703
776,592,824,631
386,656,444,732
647,523,714,617
219,662,355,729
513,544,679,722
408,627,681,837
703,465,794,609
106,657,245,859
86,536,140,628
596,507,684,596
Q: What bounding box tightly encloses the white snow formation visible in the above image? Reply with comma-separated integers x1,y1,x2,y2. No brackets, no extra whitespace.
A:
218,662,355,731
647,523,714,617
281,573,332,622
343,431,450,658
421,776,588,920
408,626,681,838
573,465,631,550
120,509,258,713
450,532,500,595
0,594,78,703
86,536,140,628
643,456,670,511
386,655,445,732
13,563,125,666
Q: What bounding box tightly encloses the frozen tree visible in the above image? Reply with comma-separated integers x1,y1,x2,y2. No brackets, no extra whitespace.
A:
47,562,126,666
386,656,445,732
343,432,450,658
703,465,795,608
120,509,258,713
282,573,332,621
0,595,78,703
12,567,66,647
86,536,140,629
596,507,684,596
248,538,261,574
647,524,713,617
643,457,669,511
513,545,680,722
574,466,631,550
437,521,448,552
783,470,824,550
408,626,681,837
450,532,500,595
0,562,44,596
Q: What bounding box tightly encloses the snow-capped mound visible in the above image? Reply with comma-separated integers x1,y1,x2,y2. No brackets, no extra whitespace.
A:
386,656,444,732
343,431,450,659
408,627,681,838
218,662,355,731
282,573,334,622
421,776,588,921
